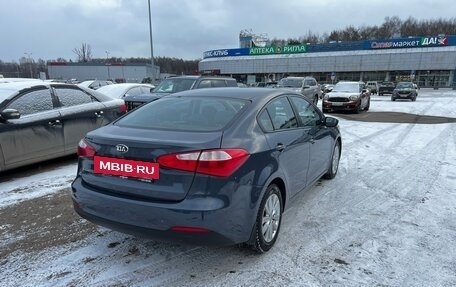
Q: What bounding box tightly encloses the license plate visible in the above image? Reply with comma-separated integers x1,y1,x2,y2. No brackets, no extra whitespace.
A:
332,102,344,106
94,156,159,179
400,94,409,97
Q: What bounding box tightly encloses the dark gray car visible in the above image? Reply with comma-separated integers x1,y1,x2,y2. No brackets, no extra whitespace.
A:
72,88,341,253
124,75,238,111
391,82,418,101
0,81,125,172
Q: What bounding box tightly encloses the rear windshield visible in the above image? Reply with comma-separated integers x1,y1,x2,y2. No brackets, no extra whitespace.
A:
153,78,197,93
277,78,303,88
396,82,413,88
115,96,248,131
332,82,361,93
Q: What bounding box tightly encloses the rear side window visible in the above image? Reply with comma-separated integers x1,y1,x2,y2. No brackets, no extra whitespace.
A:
226,80,238,87
116,97,248,132
197,80,212,89
125,87,143,97
211,80,226,88
265,97,297,130
54,87,95,106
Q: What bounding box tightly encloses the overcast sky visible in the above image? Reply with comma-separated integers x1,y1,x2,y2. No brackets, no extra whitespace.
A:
1,0,455,62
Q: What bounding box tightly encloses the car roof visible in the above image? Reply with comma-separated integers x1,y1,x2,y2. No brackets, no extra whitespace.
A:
167,75,234,80
166,87,299,102
0,81,85,102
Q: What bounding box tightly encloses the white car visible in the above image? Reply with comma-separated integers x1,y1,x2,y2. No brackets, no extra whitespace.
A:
78,80,114,90
96,83,155,99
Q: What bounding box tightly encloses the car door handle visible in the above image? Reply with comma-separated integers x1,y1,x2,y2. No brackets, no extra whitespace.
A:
95,111,104,117
48,119,61,126
276,143,285,152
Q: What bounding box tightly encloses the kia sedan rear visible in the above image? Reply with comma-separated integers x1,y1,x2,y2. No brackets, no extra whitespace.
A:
72,88,341,252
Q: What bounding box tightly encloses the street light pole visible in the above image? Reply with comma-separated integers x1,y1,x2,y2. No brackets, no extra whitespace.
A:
105,51,111,80
148,0,155,81
24,52,33,78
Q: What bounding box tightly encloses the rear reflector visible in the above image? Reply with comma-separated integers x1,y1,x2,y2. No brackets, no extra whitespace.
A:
170,226,210,233
157,149,249,177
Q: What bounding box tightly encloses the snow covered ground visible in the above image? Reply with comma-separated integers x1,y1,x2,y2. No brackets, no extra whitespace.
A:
1,89,455,286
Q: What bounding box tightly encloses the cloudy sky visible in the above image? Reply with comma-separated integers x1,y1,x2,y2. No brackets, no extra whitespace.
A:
1,0,455,62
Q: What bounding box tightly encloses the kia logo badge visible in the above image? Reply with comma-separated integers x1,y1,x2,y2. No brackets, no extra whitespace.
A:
116,144,129,153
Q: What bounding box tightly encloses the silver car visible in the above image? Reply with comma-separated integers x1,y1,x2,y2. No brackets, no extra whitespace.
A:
277,76,321,104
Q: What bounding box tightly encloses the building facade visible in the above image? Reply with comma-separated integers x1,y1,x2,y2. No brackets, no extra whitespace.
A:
199,35,456,88
47,62,160,83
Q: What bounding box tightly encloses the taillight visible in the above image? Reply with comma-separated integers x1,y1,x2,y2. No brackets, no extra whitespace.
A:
120,103,127,113
77,139,96,158
157,149,249,177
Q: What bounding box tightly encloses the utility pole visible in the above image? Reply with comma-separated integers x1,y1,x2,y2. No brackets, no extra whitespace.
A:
24,52,33,78
148,0,155,81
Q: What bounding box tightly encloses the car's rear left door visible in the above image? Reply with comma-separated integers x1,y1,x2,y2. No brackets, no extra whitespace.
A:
260,96,311,197
290,96,333,182
52,85,107,154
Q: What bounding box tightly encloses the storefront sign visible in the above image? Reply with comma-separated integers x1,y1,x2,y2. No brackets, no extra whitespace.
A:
369,36,448,50
249,45,307,55
203,45,307,58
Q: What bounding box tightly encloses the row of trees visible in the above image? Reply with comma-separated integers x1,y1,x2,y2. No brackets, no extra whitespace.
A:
270,16,456,46
2,16,456,78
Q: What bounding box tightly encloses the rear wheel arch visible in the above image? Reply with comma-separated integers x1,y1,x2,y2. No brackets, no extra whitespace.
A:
0,144,5,172
269,177,286,210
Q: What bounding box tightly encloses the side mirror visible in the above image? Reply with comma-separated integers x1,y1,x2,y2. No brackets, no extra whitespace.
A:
1,109,21,120
324,116,338,127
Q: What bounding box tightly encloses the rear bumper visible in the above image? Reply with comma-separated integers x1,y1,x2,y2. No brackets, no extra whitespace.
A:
392,93,415,99
71,177,258,246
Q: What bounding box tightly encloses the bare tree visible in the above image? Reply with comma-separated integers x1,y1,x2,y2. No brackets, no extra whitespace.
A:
73,43,92,62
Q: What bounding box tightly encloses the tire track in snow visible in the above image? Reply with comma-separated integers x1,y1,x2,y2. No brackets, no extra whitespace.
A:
282,123,453,285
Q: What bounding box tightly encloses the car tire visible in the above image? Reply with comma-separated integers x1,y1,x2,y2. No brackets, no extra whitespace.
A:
354,102,362,114
323,141,341,179
252,184,283,253
364,98,370,111
391,97,396,101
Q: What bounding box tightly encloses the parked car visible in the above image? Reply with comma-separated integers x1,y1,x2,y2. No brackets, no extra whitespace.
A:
322,81,371,113
265,81,278,88
0,81,125,172
391,82,418,101
0,78,45,84
378,82,396,96
321,84,334,98
72,87,342,253
96,83,155,99
366,81,379,94
276,76,321,105
78,80,114,90
123,75,238,111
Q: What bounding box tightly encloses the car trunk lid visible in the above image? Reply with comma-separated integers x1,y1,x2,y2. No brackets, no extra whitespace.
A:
80,125,223,201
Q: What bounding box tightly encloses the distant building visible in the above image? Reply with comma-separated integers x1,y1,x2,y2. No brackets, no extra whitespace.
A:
200,35,456,88
47,62,160,83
